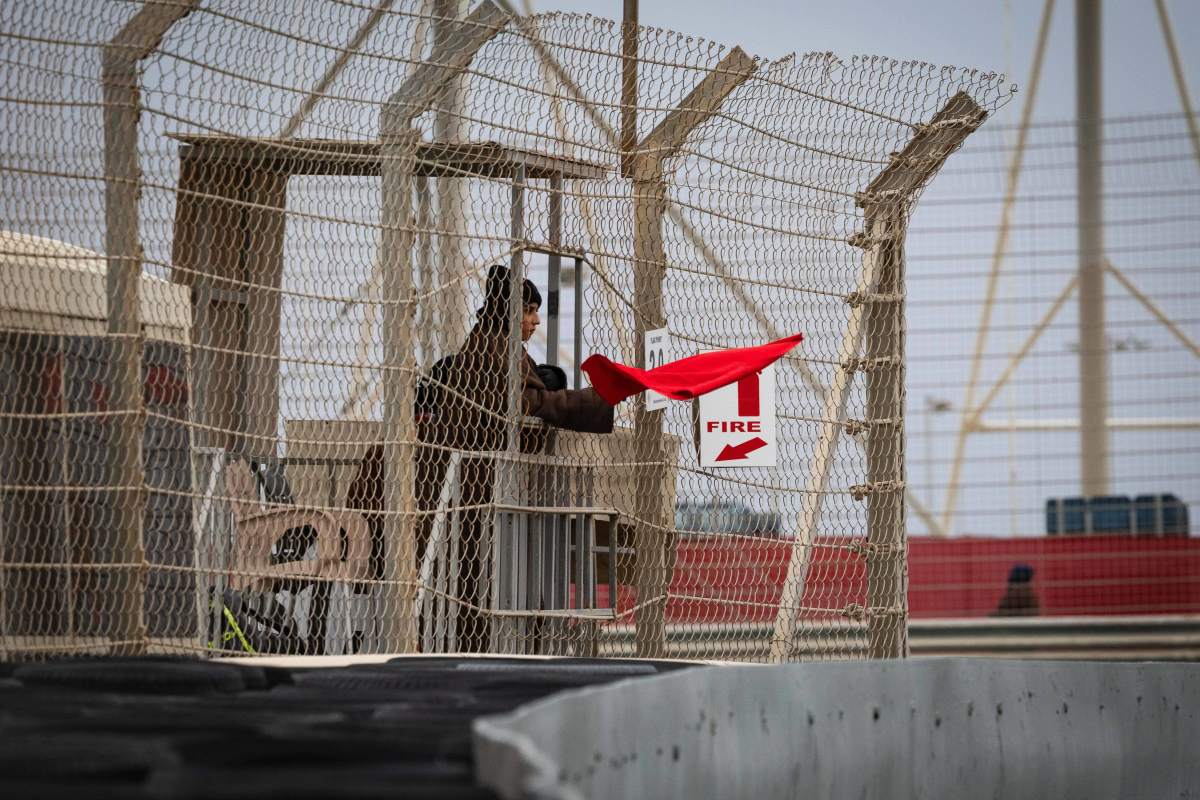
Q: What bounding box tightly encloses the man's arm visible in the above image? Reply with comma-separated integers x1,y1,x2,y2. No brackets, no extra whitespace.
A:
522,355,614,434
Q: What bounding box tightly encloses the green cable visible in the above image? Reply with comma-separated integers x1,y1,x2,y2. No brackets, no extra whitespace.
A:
221,604,257,654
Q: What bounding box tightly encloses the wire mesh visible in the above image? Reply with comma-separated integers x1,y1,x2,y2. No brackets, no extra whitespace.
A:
0,0,1008,661
906,111,1200,619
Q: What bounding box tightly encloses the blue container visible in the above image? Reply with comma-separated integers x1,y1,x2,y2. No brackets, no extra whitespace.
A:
1046,497,1087,535
1090,495,1134,533
1134,493,1190,537
1047,494,1190,536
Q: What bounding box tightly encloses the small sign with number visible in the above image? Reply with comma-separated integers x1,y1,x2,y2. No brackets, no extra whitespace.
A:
645,327,670,411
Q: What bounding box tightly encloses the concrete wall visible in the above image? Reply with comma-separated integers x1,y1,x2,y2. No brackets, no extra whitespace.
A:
474,658,1200,799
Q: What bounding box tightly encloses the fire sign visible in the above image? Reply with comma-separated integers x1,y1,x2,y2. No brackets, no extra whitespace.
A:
698,362,776,468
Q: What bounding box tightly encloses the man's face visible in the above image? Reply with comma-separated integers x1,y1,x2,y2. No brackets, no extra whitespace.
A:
521,302,541,342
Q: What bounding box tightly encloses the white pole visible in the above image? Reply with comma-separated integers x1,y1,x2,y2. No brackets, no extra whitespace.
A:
1076,0,1108,497
102,0,202,657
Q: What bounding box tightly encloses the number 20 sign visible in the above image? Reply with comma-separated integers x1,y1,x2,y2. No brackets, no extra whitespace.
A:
644,327,670,411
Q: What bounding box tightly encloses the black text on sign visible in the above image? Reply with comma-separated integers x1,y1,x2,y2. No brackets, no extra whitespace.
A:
644,327,670,412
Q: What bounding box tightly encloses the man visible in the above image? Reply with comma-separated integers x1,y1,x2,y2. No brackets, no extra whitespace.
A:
992,563,1040,617
441,264,614,449
347,265,614,650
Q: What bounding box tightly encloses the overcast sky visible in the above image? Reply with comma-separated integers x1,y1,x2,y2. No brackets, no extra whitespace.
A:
531,0,1200,124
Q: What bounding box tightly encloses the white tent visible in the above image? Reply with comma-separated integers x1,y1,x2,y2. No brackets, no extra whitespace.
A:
0,230,190,343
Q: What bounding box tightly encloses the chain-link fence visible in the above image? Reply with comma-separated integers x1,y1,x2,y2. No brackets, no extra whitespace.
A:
0,0,1007,661
902,110,1200,621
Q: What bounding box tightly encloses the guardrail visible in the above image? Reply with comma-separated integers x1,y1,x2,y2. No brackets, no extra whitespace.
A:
598,614,1200,661
909,615,1200,660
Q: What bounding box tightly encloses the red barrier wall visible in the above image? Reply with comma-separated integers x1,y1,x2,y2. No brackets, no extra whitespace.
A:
598,535,1200,622
907,535,1200,618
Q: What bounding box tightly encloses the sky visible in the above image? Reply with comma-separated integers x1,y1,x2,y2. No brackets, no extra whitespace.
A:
530,0,1200,125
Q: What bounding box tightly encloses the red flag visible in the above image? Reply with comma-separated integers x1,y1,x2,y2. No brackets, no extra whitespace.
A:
581,333,802,405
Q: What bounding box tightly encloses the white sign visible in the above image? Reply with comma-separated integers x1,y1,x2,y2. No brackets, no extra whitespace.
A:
644,327,670,412
698,363,776,468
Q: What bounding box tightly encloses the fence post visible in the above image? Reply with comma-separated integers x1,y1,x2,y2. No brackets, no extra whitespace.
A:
769,92,988,661
628,47,757,658
102,0,201,657
859,94,988,658
862,202,907,659
434,0,475,358
378,120,420,654
377,1,507,653
631,178,668,658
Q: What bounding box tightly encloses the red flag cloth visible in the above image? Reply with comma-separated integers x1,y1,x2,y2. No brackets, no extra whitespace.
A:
581,333,803,405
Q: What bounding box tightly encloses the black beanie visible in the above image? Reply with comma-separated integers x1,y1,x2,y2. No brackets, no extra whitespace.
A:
478,265,541,330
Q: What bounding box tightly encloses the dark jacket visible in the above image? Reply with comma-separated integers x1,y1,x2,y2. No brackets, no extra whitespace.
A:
439,323,613,450
992,583,1040,617
346,323,614,578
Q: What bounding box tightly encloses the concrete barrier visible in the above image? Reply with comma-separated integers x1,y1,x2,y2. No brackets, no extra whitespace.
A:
474,658,1200,799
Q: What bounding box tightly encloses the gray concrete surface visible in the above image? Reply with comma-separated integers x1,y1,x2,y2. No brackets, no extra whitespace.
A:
473,658,1200,799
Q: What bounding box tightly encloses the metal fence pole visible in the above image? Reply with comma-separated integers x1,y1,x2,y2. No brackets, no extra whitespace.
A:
434,0,474,357
497,164,527,652
863,203,907,659
619,0,638,179
506,164,527,468
627,47,756,658
379,121,420,654
545,172,563,366
631,177,668,658
861,93,987,658
376,1,507,653
770,92,988,661
102,0,200,657
1076,0,1108,497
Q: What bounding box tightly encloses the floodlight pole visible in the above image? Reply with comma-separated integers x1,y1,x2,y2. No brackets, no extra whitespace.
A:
627,47,757,658
1076,0,1108,497
102,0,201,657
770,94,987,662
378,0,506,653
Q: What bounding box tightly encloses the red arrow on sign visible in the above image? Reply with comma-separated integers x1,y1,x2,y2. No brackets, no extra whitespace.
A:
715,437,769,462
